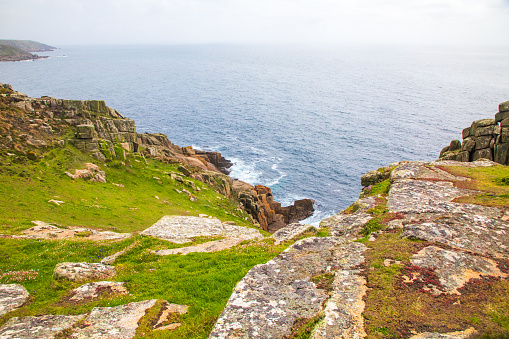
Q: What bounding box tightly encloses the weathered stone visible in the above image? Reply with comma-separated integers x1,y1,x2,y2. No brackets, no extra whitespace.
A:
360,168,390,187
409,327,477,339
67,281,128,302
141,216,263,244
471,148,493,161
494,142,509,164
53,262,116,281
499,100,509,112
410,246,508,294
209,237,366,339
9,221,131,241
271,223,317,245
501,118,509,127
439,146,450,158
153,238,245,255
0,284,29,317
473,125,494,137
402,214,509,259
455,151,469,162
448,139,461,152
470,119,496,136
312,270,367,339
320,212,372,239
501,127,509,143
461,127,471,139
390,161,484,183
474,135,493,150
0,315,86,339
70,299,158,339
495,110,509,123
75,124,96,139
388,179,495,216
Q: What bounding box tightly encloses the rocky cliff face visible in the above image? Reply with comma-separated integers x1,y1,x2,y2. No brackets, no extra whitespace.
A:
0,83,313,231
439,100,509,164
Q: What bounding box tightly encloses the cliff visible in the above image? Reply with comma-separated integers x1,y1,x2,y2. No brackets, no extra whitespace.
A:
439,100,509,165
0,84,313,231
0,87,507,339
0,44,49,62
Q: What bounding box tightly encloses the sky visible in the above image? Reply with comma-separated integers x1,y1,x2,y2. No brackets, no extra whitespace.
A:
1,0,509,46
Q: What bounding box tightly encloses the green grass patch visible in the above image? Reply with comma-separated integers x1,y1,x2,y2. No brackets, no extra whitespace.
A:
0,146,253,234
0,235,289,338
440,165,509,208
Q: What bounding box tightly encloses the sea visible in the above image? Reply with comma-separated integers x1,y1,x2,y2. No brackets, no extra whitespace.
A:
1,44,509,224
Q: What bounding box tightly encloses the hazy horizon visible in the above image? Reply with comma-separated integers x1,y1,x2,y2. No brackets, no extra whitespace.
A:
1,0,509,48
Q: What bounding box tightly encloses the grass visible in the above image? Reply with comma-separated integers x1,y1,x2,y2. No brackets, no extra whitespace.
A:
0,234,290,338
0,146,253,234
438,164,509,209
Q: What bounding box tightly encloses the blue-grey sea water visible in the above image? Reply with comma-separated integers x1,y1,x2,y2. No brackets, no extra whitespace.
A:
1,44,509,224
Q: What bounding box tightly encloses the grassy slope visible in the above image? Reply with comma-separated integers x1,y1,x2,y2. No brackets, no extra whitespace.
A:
0,146,253,234
0,45,34,58
0,40,55,52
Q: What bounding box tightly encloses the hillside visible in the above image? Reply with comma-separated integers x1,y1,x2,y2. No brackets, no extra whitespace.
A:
0,44,49,62
0,40,55,52
0,84,508,338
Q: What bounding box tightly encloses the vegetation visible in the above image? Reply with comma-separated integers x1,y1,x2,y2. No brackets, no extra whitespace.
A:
439,164,509,209
0,146,253,234
0,39,55,52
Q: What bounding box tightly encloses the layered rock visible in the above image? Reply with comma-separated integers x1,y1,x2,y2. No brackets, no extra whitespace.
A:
439,100,509,164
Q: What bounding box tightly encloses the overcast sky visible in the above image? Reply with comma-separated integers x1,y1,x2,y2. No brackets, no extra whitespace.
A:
1,0,508,46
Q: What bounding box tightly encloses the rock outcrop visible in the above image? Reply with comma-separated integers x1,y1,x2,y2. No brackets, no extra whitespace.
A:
209,237,366,338
141,215,263,247
439,100,509,164
0,83,314,233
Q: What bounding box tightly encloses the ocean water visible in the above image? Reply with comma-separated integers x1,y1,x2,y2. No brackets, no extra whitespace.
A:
1,44,509,224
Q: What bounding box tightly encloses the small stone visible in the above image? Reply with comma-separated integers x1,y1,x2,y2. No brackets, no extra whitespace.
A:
67,281,128,302
48,199,64,205
53,262,116,282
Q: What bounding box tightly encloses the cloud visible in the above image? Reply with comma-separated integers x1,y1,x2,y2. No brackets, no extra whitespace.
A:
0,0,508,46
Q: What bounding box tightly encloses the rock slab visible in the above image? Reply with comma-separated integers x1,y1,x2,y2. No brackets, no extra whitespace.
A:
0,284,29,317
0,314,86,339
141,216,263,244
209,237,366,339
53,262,116,282
70,299,158,339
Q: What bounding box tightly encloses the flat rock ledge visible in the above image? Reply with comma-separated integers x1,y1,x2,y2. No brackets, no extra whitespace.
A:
270,223,317,245
53,262,116,282
141,215,263,244
3,220,131,241
153,238,245,256
0,300,177,339
70,299,158,338
67,281,128,302
209,237,366,339
410,246,508,294
0,314,86,339
0,284,30,317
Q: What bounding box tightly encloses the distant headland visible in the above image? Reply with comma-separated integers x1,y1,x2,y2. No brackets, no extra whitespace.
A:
0,39,56,62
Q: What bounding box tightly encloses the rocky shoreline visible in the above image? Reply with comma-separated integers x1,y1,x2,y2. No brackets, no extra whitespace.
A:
0,83,314,232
